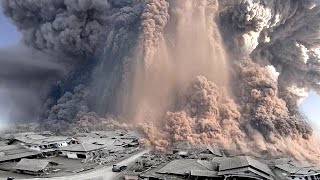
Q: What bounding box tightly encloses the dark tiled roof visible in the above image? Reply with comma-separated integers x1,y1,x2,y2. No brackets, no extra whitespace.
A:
76,137,116,145
157,159,211,175
191,170,219,177
219,156,273,176
275,163,320,176
219,166,274,180
61,143,104,152
206,144,223,157
0,145,42,162
12,134,72,145
15,159,49,172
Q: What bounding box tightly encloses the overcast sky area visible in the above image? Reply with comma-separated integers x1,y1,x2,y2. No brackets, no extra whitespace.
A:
0,8,21,130
0,8,319,131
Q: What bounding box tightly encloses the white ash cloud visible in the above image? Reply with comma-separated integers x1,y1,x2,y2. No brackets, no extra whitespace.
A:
219,0,320,100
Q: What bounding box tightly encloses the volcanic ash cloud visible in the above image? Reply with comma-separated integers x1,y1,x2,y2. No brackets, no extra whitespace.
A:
2,0,320,162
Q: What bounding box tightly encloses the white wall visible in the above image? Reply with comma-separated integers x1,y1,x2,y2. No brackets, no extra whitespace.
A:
67,152,79,159
291,176,314,180
29,145,41,151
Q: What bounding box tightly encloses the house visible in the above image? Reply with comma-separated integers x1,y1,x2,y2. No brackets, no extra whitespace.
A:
197,144,224,160
140,159,219,179
273,160,320,180
218,156,274,180
75,131,140,148
171,141,192,157
7,133,75,151
0,145,42,163
60,143,105,159
76,136,116,146
158,159,217,177
15,158,57,175
203,144,224,157
191,170,221,179
124,173,139,180
33,136,76,149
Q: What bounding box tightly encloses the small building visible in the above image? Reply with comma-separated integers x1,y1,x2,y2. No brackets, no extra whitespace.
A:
124,173,139,180
60,143,105,159
0,145,42,163
201,144,224,157
15,158,57,175
218,156,275,180
7,133,75,151
191,170,221,179
273,160,320,180
156,159,218,178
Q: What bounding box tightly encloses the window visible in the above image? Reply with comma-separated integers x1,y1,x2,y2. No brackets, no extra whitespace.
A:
77,154,86,159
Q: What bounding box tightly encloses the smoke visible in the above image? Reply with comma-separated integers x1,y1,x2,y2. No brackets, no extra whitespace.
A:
0,45,65,84
0,45,65,125
219,0,320,102
2,0,111,58
2,0,320,162
140,0,169,68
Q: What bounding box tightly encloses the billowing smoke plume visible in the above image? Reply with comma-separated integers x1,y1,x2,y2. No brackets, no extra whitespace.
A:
140,0,169,68
2,0,111,57
219,0,320,103
2,0,320,162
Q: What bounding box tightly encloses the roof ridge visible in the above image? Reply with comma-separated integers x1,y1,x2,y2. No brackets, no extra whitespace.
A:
82,143,87,151
196,160,212,170
243,155,250,165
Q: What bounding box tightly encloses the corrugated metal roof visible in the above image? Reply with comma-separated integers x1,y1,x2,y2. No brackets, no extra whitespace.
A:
13,134,72,145
191,170,219,177
0,145,42,162
275,163,320,176
157,159,211,175
15,159,49,172
275,164,302,174
197,160,215,170
0,150,41,162
219,166,274,180
74,137,116,145
219,156,273,176
61,143,104,152
289,161,312,168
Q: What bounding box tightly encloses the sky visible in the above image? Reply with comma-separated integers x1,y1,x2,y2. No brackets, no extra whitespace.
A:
0,7,319,131
0,8,21,130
